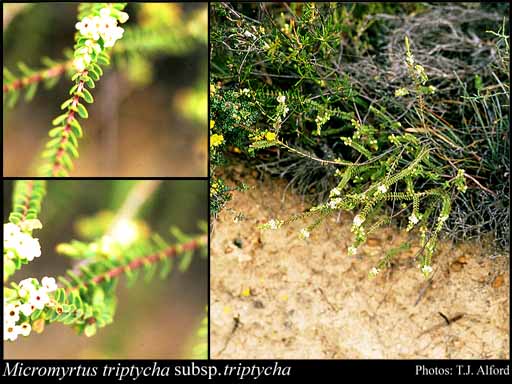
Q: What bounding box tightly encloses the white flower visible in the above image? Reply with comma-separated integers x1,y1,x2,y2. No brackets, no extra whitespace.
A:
17,323,31,337
29,289,50,310
4,303,20,323
110,220,139,246
277,95,286,104
377,184,388,194
15,233,41,261
353,215,365,227
73,57,87,72
4,223,21,240
19,278,37,291
41,277,58,293
347,246,357,256
421,265,433,276
19,303,34,317
100,235,115,254
4,323,19,342
267,219,281,230
117,11,129,24
99,7,111,18
330,188,341,197
409,213,419,225
328,198,342,210
368,267,380,278
299,228,310,239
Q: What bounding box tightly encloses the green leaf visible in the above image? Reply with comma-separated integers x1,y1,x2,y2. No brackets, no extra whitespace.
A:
97,54,110,65
49,126,64,138
60,152,74,171
65,142,79,158
179,251,193,272
159,256,172,279
91,63,103,77
17,62,33,76
85,78,95,88
80,88,94,103
76,103,88,119
6,90,20,108
69,118,83,138
88,67,100,81
52,114,68,126
61,98,74,110
24,82,38,101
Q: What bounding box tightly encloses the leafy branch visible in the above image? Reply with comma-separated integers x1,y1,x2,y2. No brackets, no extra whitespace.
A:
37,3,128,176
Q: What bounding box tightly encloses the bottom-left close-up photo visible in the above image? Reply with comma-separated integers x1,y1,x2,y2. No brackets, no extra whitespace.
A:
3,179,208,359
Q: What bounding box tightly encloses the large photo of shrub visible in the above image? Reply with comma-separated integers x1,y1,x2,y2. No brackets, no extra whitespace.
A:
210,2,509,359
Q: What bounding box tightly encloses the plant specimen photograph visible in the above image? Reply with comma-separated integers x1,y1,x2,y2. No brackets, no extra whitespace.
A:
3,180,207,359
210,2,509,359
3,2,207,177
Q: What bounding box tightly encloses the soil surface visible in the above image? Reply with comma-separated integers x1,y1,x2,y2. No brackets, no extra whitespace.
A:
210,167,509,359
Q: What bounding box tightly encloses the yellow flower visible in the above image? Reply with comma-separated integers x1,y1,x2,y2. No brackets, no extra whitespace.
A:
210,134,224,147
210,120,215,129
265,132,277,141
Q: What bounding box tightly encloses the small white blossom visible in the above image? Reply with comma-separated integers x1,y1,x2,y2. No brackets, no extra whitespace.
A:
73,57,87,72
277,95,286,104
17,323,31,337
330,187,341,197
19,303,34,317
4,323,19,342
29,289,50,310
353,215,365,227
299,228,310,239
347,246,358,256
267,219,281,230
14,233,41,261
409,213,419,225
4,303,20,324
328,198,342,210
368,267,380,278
377,185,388,194
421,265,433,276
41,276,58,293
4,223,21,240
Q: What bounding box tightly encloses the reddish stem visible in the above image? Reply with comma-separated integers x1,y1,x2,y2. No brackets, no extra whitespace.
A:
51,71,87,176
69,235,207,290
3,61,71,93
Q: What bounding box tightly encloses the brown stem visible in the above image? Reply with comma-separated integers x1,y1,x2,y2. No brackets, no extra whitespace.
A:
69,235,207,290
3,61,71,93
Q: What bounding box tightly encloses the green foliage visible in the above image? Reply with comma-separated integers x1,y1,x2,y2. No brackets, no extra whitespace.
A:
192,307,208,359
211,3,508,276
38,3,128,177
4,181,208,344
8,180,47,227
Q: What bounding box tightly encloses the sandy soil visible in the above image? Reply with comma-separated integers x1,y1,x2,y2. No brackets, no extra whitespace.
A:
210,167,509,359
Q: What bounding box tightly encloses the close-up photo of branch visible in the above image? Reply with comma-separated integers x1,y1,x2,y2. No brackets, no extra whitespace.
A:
3,179,208,359
3,2,207,177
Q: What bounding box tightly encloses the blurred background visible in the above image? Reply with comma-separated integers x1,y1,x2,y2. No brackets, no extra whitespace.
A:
3,180,208,359
3,3,207,177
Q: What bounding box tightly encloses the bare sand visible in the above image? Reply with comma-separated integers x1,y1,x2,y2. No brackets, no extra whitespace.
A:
211,168,509,359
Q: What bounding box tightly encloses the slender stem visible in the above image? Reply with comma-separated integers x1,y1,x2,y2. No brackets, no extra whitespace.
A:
3,61,71,93
68,235,207,291
51,71,88,176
